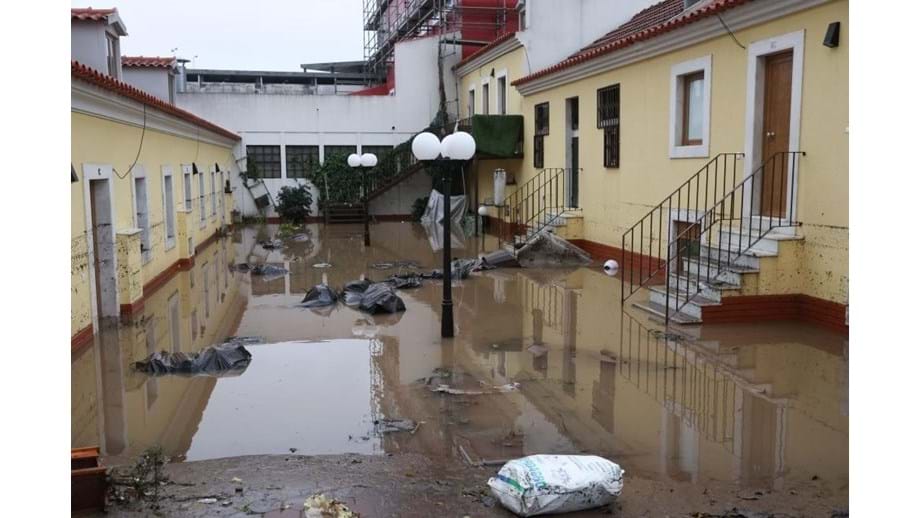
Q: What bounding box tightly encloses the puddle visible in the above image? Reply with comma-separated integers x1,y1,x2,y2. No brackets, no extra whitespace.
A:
72,222,848,498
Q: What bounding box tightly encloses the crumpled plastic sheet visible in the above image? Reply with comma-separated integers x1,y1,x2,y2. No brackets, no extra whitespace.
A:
244,264,289,280
386,275,422,289
301,284,338,308
339,280,406,314
374,418,418,434
133,343,253,377
341,279,373,307
259,239,283,250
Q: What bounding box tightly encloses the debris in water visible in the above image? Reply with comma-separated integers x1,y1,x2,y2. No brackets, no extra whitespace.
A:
340,280,406,314
303,493,359,517
230,477,242,484
516,231,592,268
291,233,311,242
259,239,283,250
374,418,420,434
313,262,333,268
247,264,289,280
301,285,338,308
133,343,252,377
385,275,422,289
431,382,520,396
488,455,624,516
197,498,218,504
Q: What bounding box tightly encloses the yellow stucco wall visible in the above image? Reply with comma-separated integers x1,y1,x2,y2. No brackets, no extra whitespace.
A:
466,2,848,304
71,110,237,337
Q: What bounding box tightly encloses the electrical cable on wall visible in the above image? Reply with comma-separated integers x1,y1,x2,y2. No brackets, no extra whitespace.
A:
113,103,148,179
717,13,746,50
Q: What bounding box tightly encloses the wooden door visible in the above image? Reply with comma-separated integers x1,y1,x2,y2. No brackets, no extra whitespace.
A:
760,50,793,218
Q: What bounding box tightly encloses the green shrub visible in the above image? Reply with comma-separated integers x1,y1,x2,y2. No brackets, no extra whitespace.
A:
275,184,313,222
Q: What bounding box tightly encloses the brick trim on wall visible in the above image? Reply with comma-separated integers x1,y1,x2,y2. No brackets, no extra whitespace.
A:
71,323,95,354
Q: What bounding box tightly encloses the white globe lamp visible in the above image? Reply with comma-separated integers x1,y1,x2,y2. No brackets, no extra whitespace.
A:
360,153,378,167
440,133,455,159
478,205,488,216
411,132,441,160
347,153,362,168
446,131,476,160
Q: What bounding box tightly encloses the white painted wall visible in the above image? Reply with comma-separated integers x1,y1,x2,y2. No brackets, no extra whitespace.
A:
71,21,122,78
177,36,458,218
123,67,173,102
517,0,658,73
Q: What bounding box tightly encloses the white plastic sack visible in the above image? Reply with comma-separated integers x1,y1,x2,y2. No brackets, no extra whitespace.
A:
488,455,624,516
420,189,466,225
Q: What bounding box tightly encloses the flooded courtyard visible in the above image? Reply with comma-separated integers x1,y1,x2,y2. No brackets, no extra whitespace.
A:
71,222,848,516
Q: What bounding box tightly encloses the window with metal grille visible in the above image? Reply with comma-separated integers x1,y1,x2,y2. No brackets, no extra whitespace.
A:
323,145,357,162
246,145,282,178
361,145,393,159
285,145,319,178
534,102,549,168
597,84,620,168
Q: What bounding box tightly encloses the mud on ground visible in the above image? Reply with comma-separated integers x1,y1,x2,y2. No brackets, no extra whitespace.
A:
99,453,846,518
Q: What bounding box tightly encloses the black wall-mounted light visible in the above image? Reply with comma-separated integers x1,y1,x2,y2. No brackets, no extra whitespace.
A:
71,165,78,183
215,162,221,172
192,162,200,175
823,21,840,48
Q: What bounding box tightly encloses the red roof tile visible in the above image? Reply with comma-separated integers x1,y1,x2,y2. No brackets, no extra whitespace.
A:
72,61,240,141
71,7,117,21
122,56,177,68
513,0,750,87
454,31,518,70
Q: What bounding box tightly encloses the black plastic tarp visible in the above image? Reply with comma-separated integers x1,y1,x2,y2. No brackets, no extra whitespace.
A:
301,284,338,307
133,344,253,377
359,283,406,314
341,279,373,307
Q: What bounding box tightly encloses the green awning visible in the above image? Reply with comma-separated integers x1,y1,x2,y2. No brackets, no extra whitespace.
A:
468,115,523,159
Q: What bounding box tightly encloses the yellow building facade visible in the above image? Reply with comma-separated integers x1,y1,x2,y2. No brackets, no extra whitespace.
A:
71,63,240,349
459,0,848,328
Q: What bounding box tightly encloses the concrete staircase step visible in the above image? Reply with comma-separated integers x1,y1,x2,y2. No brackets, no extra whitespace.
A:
649,284,721,312
632,300,702,325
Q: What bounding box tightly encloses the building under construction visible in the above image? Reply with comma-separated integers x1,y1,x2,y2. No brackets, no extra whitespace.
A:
363,0,520,82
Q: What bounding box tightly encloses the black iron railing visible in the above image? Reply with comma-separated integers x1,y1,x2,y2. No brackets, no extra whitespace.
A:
621,153,745,303
498,167,579,245
661,151,805,323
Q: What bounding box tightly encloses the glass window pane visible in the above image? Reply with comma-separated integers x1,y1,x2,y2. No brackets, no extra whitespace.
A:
686,76,704,142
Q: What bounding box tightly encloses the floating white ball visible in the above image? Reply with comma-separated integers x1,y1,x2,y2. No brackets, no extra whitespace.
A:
603,259,619,276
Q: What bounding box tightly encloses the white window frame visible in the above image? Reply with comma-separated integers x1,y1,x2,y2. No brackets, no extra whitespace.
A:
161,165,176,251
669,55,712,159
131,166,152,264
481,77,491,115
181,164,193,211
496,70,508,115
210,168,217,218
198,168,206,228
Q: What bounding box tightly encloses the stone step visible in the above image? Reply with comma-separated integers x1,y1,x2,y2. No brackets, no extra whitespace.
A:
680,256,759,286
668,272,740,299
698,243,766,269
631,300,702,325
717,227,802,255
648,285,721,319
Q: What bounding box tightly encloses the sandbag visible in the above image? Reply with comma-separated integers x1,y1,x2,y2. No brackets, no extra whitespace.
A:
386,275,422,290
488,455,624,516
479,249,520,269
301,285,338,308
133,343,253,377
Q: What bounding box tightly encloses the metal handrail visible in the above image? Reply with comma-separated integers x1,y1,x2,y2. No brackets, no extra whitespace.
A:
663,151,805,324
621,153,745,303
498,167,579,245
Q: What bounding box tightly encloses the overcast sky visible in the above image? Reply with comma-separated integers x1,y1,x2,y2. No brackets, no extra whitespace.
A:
72,0,365,71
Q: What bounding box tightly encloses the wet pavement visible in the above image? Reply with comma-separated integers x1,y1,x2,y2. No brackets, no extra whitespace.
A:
72,222,848,516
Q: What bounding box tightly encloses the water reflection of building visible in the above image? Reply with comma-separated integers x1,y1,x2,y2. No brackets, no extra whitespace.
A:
448,268,847,492
71,237,245,464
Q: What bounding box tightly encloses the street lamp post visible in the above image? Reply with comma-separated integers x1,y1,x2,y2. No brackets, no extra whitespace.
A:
348,152,378,247
411,130,476,338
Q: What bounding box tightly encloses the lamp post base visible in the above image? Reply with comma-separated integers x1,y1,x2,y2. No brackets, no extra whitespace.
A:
441,299,454,338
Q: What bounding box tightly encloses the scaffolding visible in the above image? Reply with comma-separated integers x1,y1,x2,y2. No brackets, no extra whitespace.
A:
363,0,517,80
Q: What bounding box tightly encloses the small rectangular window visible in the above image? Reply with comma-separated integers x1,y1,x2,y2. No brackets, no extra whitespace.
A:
482,83,490,115
183,170,192,210
534,102,549,169
245,145,282,178
597,84,620,168
198,172,206,223
210,171,217,217
468,89,476,117
681,71,705,146
163,173,176,245
285,145,320,178
497,76,507,115
134,177,151,262
106,33,119,78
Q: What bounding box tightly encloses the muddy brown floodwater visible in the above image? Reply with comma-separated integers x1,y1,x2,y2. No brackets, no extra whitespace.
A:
72,222,848,517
